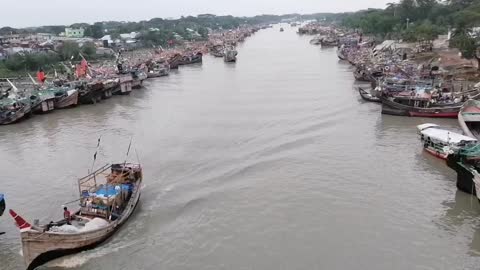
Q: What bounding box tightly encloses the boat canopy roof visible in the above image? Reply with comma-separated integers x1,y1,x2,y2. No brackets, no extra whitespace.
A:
417,123,477,144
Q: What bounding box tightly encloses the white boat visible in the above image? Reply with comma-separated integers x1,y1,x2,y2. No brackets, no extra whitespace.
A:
417,123,477,159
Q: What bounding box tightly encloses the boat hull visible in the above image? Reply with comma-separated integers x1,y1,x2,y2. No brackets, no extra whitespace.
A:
447,156,478,195
358,88,381,103
424,147,449,160
381,97,461,118
54,91,79,109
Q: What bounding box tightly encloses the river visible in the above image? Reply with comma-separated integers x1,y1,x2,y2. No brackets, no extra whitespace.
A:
2,24,480,270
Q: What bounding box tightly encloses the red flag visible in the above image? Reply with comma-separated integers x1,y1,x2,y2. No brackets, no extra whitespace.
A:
36,71,46,83
9,209,31,232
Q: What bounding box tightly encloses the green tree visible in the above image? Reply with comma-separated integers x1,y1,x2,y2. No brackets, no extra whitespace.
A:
81,42,97,58
58,41,80,61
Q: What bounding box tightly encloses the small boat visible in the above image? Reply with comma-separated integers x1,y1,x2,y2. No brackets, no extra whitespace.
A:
358,88,381,103
310,36,322,45
211,50,224,58
0,96,32,125
101,79,119,99
53,88,79,109
168,53,183,69
0,193,4,235
0,193,4,217
78,81,104,104
147,61,170,78
131,69,147,89
30,89,55,114
10,162,143,270
280,28,284,32
381,95,463,118
224,46,238,63
114,74,133,95
459,99,480,139
417,123,477,160
447,143,480,197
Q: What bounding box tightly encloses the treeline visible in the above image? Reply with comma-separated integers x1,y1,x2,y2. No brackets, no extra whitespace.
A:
0,42,99,74
337,0,480,41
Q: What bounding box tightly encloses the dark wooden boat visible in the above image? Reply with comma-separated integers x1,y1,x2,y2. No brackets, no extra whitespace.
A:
211,50,224,58
30,90,55,114
78,81,104,104
168,54,183,69
9,163,143,270
179,52,203,65
0,193,4,217
0,98,32,125
381,95,462,118
459,99,480,139
131,70,147,89
358,88,381,103
54,89,79,109
114,74,133,95
447,144,480,196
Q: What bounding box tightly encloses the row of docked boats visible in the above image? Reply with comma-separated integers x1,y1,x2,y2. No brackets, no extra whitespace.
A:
0,49,212,125
308,25,480,208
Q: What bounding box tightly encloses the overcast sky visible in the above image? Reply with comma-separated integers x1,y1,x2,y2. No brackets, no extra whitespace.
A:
2,0,392,28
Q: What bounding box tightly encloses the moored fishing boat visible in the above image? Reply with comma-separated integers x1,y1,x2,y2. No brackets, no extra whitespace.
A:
78,81,104,104
147,61,170,78
0,96,32,125
447,144,480,196
168,53,183,69
417,123,477,160
114,74,133,95
280,27,284,32
131,69,147,89
9,162,143,270
459,99,480,139
224,46,238,63
30,89,55,114
53,88,79,109
381,93,465,118
0,193,4,217
358,87,381,103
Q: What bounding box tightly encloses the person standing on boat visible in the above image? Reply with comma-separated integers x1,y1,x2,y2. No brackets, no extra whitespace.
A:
63,206,72,225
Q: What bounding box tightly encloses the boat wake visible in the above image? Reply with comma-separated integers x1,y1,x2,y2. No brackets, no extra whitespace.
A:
45,239,140,268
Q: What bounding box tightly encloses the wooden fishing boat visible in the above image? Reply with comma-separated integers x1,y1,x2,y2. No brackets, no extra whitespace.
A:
101,79,119,99
447,144,480,196
78,81,104,104
114,74,133,95
131,70,147,89
147,62,170,78
0,97,32,125
358,88,381,103
10,163,143,270
381,95,463,118
168,54,183,69
224,46,238,63
30,90,55,114
0,193,4,217
417,123,477,160
459,99,480,139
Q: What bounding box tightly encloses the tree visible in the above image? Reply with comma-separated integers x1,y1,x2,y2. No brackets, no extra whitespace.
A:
58,41,80,61
81,42,97,59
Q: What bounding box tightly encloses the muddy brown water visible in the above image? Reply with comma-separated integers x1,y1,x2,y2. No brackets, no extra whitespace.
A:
1,24,480,270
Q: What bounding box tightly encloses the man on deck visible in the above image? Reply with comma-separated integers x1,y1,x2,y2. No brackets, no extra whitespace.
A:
63,206,72,225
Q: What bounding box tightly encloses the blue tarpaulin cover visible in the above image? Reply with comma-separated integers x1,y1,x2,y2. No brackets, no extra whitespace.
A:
95,186,120,197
